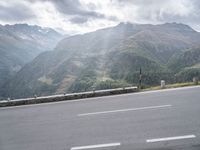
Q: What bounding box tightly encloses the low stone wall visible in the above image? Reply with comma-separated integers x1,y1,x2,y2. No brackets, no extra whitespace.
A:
0,87,138,107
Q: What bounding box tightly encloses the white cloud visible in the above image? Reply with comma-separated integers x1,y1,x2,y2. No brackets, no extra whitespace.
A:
0,0,200,34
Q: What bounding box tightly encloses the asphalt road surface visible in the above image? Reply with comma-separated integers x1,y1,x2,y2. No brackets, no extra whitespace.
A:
0,86,200,150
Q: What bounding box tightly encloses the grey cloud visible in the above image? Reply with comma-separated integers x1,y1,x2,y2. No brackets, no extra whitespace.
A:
0,2,35,21
115,0,200,27
50,0,119,23
51,0,104,18
2,0,200,32
28,0,117,24
116,0,164,5
115,0,172,20
69,17,88,24
29,0,106,19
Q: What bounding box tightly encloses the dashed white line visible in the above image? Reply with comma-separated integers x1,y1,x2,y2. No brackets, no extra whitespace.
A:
146,135,196,143
71,143,121,150
78,104,172,116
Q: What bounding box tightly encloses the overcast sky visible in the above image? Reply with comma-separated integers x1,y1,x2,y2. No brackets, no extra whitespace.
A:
0,0,200,34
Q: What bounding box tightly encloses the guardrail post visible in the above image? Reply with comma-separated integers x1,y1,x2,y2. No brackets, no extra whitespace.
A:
193,77,198,85
161,80,166,89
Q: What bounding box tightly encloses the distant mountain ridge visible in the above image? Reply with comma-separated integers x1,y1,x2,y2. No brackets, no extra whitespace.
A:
1,22,200,99
0,24,63,90
2,23,62,49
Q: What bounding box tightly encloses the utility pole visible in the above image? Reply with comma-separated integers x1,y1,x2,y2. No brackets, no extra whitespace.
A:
139,67,142,89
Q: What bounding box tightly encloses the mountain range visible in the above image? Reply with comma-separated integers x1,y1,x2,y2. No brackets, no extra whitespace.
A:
0,24,63,90
1,22,200,99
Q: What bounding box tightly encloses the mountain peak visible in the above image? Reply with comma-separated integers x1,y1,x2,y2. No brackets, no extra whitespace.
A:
117,22,140,27
116,22,195,32
161,22,195,32
5,23,29,28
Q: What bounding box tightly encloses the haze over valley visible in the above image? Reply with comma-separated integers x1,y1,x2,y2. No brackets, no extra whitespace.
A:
0,0,200,99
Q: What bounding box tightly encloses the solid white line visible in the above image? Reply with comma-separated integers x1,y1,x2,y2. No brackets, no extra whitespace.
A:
78,104,172,116
146,135,196,143
71,143,121,150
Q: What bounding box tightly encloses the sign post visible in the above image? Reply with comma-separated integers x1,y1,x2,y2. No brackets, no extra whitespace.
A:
139,67,142,89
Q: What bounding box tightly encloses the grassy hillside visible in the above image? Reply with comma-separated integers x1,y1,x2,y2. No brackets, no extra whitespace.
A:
2,22,200,99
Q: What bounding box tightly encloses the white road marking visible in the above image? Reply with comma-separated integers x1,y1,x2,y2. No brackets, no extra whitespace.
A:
78,104,172,116
146,135,196,143
71,143,121,150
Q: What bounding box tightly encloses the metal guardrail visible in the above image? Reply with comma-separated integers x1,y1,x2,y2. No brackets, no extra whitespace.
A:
0,87,138,107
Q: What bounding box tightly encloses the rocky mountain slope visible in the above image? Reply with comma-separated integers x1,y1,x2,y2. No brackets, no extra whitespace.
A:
1,22,200,99
0,24,63,88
